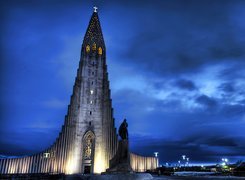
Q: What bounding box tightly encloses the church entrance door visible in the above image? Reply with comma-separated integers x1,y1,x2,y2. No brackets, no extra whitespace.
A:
82,131,95,174
84,165,91,174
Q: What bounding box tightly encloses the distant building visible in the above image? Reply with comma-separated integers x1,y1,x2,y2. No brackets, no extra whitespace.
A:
0,8,158,174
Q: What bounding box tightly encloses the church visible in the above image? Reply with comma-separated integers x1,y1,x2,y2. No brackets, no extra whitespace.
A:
0,8,158,174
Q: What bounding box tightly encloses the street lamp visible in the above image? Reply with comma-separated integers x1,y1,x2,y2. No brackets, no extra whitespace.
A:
221,158,229,166
178,160,181,167
186,157,189,167
154,152,158,157
154,152,159,168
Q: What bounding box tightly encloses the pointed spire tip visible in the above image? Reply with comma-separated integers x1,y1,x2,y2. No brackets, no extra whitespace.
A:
93,6,98,13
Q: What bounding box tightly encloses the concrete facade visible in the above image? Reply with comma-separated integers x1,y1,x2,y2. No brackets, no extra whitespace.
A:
0,10,158,175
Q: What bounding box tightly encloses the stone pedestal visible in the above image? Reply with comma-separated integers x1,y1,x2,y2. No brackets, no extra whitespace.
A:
106,140,133,173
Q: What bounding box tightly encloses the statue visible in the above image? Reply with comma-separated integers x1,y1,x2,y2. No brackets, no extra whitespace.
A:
106,118,133,173
119,119,128,140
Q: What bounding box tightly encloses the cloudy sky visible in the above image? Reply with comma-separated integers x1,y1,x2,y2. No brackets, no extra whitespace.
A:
0,0,244,165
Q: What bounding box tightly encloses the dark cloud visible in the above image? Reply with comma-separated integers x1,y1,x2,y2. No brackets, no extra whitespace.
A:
218,82,235,93
218,64,245,80
203,137,238,147
221,104,245,117
196,95,217,108
0,127,59,156
130,134,245,164
116,0,245,79
175,79,197,91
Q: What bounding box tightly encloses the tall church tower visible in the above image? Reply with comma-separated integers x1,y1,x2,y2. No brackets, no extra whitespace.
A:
0,8,158,175
61,8,118,173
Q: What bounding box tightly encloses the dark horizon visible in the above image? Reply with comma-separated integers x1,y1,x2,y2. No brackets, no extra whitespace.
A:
0,0,244,165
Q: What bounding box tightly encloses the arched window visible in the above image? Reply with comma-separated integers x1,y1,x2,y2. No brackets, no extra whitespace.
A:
86,45,90,53
82,131,95,160
92,43,96,51
98,47,102,55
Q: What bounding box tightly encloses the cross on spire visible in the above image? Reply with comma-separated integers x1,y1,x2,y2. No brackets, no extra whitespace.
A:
93,6,98,13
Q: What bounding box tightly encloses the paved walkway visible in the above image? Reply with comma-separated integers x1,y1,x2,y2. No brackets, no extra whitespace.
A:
152,175,245,180
65,174,245,180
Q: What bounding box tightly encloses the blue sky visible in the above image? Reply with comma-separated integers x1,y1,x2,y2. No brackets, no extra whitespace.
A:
0,0,245,165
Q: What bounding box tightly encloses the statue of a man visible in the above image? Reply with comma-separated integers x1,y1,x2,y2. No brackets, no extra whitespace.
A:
119,119,128,140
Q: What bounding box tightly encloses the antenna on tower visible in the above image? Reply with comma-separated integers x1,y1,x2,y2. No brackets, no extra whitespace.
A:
93,6,98,13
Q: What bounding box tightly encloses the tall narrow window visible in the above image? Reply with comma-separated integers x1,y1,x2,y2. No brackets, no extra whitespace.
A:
82,131,95,160
86,45,90,53
92,43,96,51
90,90,94,95
43,153,50,158
98,47,102,55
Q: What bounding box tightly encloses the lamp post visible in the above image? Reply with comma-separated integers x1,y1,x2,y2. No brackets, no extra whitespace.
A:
154,152,159,168
186,157,189,167
178,160,181,167
221,158,229,166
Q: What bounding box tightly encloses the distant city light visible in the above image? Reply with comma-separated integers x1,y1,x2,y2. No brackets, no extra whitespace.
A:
182,155,186,160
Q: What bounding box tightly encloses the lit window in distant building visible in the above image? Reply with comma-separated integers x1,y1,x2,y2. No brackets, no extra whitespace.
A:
90,90,94,94
90,100,93,104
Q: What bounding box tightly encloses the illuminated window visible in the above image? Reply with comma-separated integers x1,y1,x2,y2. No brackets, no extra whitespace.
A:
86,45,90,53
44,153,50,158
83,131,95,160
90,90,94,95
90,100,93,104
98,47,102,55
92,43,96,51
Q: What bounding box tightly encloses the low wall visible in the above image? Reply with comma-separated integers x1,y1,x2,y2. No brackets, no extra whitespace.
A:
130,153,158,172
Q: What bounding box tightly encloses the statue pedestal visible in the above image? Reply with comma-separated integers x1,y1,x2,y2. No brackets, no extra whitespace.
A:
106,140,133,173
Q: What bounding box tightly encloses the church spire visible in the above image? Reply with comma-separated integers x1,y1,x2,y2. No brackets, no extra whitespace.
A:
83,7,105,48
